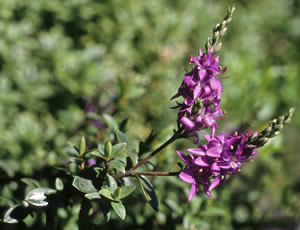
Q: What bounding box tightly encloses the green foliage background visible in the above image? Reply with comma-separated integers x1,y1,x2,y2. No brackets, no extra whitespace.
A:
0,0,299,229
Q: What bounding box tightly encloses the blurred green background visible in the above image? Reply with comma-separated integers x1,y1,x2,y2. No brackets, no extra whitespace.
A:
0,0,299,229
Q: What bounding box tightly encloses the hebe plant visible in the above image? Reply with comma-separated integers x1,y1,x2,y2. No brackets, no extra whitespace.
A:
1,5,294,229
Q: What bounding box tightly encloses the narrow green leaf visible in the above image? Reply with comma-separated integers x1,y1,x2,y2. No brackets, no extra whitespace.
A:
138,176,159,211
116,185,136,200
72,176,98,194
111,201,126,220
111,143,127,159
136,176,151,201
80,136,86,156
55,177,64,191
104,141,112,158
109,159,125,173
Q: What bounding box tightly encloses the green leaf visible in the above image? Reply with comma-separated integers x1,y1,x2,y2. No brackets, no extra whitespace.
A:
20,178,40,188
138,176,159,211
112,187,121,199
72,176,98,194
3,205,28,224
109,159,125,173
137,176,151,201
99,188,115,200
111,201,126,220
115,185,136,200
85,192,102,200
107,175,118,190
104,140,112,158
98,144,105,155
91,151,107,160
201,207,227,216
111,143,127,159
103,114,119,131
80,136,86,156
67,141,80,156
55,177,64,191
115,131,137,165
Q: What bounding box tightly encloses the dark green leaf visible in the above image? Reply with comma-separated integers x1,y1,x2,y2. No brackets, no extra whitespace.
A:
55,177,64,191
111,201,126,220
138,176,159,211
3,205,28,223
111,143,127,159
72,176,98,194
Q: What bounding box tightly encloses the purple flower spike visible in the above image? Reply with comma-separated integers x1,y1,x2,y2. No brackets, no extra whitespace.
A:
172,49,225,137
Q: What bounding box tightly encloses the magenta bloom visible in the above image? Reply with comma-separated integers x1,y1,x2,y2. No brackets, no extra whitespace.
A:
172,49,225,139
178,132,258,200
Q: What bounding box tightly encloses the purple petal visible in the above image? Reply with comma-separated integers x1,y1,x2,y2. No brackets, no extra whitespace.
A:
209,176,221,191
177,151,192,166
187,146,206,156
203,184,212,198
188,183,198,201
194,157,210,167
179,169,195,184
206,146,222,158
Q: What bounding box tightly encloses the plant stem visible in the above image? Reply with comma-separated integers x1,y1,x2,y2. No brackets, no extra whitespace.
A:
114,170,181,180
132,130,183,171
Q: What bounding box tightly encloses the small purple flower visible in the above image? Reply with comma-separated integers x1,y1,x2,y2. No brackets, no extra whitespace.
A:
178,132,258,200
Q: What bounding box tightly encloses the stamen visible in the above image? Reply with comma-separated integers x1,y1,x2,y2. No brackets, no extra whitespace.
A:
199,168,203,172
231,163,235,168
197,66,201,70
230,145,234,150
238,169,241,172
234,131,238,136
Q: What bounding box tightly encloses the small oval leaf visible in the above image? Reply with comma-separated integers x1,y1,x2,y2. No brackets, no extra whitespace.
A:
111,201,126,220
55,178,64,191
72,176,98,194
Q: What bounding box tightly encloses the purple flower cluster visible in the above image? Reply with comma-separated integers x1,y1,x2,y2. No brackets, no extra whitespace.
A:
174,49,258,200
177,132,257,200
172,49,225,139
